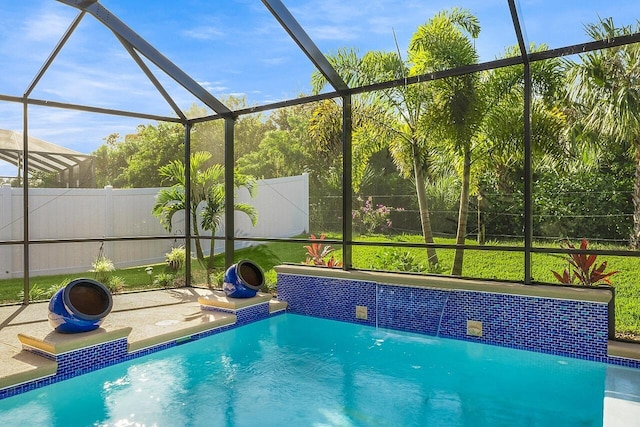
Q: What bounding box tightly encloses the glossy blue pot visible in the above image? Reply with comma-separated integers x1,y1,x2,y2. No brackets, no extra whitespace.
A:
223,260,264,298
48,278,113,333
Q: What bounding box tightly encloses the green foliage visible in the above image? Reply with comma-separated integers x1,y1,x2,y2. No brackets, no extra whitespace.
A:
370,248,425,273
153,273,175,288
237,104,313,180
152,151,257,282
107,276,126,293
92,96,274,189
533,166,633,241
209,270,225,289
93,123,185,188
91,256,115,285
550,238,618,286
352,196,399,235
566,17,640,247
165,246,186,272
17,284,49,302
17,279,68,302
262,270,278,294
303,234,342,267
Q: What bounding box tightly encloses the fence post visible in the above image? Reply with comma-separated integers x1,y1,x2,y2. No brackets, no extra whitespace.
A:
0,184,12,279
104,185,114,260
302,173,309,234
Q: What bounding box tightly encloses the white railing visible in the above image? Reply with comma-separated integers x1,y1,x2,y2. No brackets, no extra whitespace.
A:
0,174,308,278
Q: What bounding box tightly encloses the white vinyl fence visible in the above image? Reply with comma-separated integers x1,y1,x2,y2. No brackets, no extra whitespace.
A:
0,174,308,279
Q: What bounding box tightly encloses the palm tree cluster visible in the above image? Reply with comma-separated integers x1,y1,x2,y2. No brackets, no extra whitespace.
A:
152,151,257,283
312,8,639,276
146,9,638,280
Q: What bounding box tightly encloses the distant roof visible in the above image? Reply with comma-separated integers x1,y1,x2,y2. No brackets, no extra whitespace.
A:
0,129,93,175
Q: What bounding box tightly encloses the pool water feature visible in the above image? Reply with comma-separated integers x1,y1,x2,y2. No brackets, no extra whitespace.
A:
0,314,626,426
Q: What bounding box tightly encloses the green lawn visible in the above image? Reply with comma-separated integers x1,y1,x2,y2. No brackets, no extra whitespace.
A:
1,236,638,338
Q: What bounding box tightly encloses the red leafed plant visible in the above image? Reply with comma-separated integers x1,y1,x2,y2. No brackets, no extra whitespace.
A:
551,238,618,286
304,234,342,267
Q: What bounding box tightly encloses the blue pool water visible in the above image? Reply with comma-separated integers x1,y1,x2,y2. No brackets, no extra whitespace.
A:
0,314,615,426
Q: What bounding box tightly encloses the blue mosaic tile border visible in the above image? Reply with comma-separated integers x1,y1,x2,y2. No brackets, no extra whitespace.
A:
276,274,376,326
277,272,640,369
202,302,271,325
437,290,608,361
377,285,448,335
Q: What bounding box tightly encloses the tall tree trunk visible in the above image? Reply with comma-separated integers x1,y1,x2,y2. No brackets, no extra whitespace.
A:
412,146,439,268
631,147,640,249
207,231,216,285
452,148,471,276
191,208,205,266
477,190,485,245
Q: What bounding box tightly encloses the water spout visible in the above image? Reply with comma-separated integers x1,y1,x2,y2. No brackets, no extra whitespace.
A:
436,294,449,337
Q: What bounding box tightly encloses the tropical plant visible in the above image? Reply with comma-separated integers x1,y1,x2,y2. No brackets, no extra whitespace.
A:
370,248,425,273
352,196,400,235
152,151,258,284
566,17,640,248
474,43,567,245
311,8,486,273
551,238,618,286
91,255,115,285
165,246,186,271
17,284,50,302
153,273,175,288
311,48,440,267
407,8,482,276
303,234,342,267
107,276,126,293
209,270,225,289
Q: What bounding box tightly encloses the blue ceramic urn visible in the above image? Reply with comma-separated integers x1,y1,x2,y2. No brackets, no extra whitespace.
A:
223,260,265,298
48,278,113,333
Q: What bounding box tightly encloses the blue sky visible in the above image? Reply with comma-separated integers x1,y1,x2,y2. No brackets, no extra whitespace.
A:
0,0,639,178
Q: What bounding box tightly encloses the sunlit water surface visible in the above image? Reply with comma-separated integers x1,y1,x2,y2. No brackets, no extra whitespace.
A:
0,314,613,426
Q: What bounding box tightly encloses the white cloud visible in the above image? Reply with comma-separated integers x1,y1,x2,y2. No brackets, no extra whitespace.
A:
22,9,73,43
197,81,229,93
181,26,225,41
261,56,288,66
305,25,359,41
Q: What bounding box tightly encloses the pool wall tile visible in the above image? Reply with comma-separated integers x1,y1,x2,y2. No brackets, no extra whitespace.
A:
276,274,377,326
202,301,271,325
276,272,639,369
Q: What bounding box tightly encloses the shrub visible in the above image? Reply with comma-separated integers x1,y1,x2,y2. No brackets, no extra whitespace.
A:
303,234,342,267
262,269,278,294
106,276,126,293
153,273,175,288
17,278,69,301
352,196,402,235
165,246,186,271
550,238,618,286
209,270,225,289
91,255,115,285
370,248,425,273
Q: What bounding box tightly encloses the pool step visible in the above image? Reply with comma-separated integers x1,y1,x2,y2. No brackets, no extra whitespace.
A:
198,291,287,315
608,340,640,362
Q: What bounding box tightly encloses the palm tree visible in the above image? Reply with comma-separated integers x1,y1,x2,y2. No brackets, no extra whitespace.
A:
566,17,640,248
408,8,482,276
474,44,567,245
310,46,447,268
152,151,257,282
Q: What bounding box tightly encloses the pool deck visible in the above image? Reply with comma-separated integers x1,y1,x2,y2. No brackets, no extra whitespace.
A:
0,288,281,390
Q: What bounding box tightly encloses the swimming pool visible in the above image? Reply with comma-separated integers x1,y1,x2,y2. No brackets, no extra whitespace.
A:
0,314,624,426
